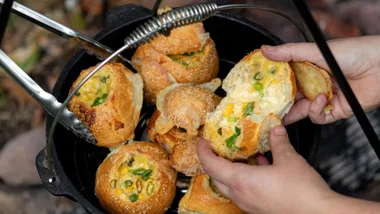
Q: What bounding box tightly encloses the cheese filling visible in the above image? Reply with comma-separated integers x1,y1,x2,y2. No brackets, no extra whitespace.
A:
74,66,112,107
167,48,205,67
109,155,159,203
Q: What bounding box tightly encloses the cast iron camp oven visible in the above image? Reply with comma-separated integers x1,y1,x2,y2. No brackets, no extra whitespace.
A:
35,4,319,214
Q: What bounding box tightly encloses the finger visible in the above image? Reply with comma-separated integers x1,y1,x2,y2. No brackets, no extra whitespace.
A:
255,155,270,166
261,43,324,64
309,94,329,124
210,179,231,198
295,90,305,101
282,98,311,125
197,138,237,185
269,126,299,165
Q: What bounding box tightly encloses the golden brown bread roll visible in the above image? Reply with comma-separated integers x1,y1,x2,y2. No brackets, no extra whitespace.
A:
155,79,222,136
179,174,245,214
170,136,203,176
147,110,187,154
290,62,333,101
68,62,143,148
290,62,334,113
95,142,177,214
203,49,297,160
131,22,219,104
148,111,203,176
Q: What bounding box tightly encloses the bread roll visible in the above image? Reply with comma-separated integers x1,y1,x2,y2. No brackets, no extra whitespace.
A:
131,22,219,104
155,79,222,136
68,62,143,148
147,110,187,154
95,142,177,214
170,136,203,176
178,174,245,214
203,49,297,160
290,62,334,113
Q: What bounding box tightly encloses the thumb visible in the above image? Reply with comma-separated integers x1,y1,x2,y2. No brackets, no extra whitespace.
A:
261,43,324,65
269,125,299,165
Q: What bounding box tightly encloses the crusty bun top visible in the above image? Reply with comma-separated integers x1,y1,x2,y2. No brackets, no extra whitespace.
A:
178,174,245,214
203,49,296,160
155,79,222,136
131,19,219,104
95,142,177,214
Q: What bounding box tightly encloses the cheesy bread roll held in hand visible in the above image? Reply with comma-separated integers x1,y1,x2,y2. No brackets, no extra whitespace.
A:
155,79,222,136
147,110,187,154
131,22,219,104
95,142,177,214
68,63,143,148
178,174,245,214
203,50,297,160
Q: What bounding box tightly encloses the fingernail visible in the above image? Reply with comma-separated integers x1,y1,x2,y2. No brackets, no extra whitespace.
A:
263,45,276,52
274,126,286,136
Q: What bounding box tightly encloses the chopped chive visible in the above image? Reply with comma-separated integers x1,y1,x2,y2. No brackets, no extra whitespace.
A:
243,102,255,117
226,127,241,149
254,82,263,91
270,67,276,74
122,180,133,188
235,127,241,135
218,128,223,136
127,157,134,167
226,134,238,149
146,182,154,195
141,169,153,180
100,75,110,83
254,72,263,80
128,168,146,176
228,117,238,122
136,179,143,193
129,193,139,202
91,93,108,107
74,91,81,96
110,179,117,188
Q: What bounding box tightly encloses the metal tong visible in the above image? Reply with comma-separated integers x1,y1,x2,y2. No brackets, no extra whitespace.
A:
0,0,135,144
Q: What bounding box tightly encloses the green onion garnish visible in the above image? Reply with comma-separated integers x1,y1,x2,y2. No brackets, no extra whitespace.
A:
254,72,263,80
243,102,255,117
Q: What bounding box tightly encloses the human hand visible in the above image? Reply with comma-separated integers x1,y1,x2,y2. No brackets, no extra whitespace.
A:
261,36,380,125
198,125,336,214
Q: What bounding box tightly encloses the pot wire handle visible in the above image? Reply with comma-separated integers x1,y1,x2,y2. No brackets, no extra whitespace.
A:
0,0,130,64
0,50,96,144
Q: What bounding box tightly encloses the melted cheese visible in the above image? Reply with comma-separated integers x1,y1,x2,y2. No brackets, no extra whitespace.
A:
75,66,112,106
110,155,159,203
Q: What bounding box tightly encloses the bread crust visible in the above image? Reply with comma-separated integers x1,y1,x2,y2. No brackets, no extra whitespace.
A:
131,23,219,104
156,82,222,136
203,49,296,160
170,136,203,176
178,174,244,214
147,110,187,154
290,61,333,100
68,62,143,148
148,110,204,176
95,142,177,214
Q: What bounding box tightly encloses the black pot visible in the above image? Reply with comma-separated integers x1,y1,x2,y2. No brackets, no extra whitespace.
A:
36,4,319,214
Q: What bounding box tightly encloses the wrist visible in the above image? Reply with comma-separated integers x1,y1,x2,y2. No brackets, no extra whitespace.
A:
316,191,380,214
